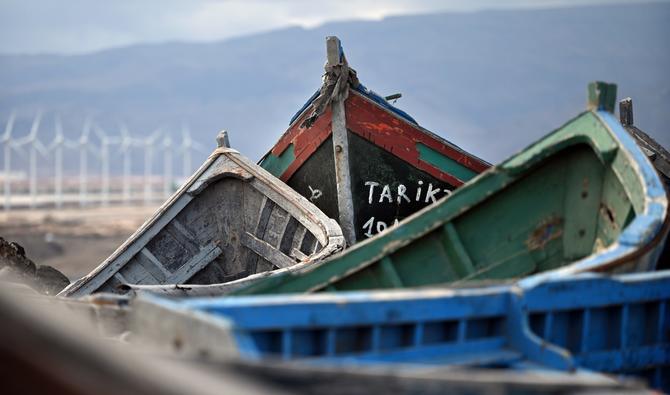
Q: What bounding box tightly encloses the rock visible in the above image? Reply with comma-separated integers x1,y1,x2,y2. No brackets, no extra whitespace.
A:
35,265,71,296
0,237,70,295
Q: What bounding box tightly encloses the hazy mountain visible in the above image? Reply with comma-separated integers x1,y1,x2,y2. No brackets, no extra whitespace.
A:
0,2,668,174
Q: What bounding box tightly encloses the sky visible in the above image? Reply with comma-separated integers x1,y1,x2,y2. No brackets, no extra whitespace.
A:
0,0,659,55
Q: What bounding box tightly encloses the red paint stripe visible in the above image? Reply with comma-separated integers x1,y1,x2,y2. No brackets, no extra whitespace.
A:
272,108,333,181
345,91,490,183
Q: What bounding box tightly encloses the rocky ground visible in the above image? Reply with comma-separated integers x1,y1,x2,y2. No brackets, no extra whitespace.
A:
0,205,157,282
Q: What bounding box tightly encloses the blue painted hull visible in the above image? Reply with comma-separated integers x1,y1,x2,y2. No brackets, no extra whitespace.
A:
138,270,670,392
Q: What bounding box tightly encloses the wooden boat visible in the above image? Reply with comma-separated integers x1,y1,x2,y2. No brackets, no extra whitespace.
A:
619,97,670,269
235,82,669,296
131,270,670,392
259,36,489,245
620,97,670,188
59,132,344,297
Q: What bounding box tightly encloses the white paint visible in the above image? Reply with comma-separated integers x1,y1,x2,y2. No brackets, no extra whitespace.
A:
397,184,410,203
362,216,375,238
416,180,423,201
365,181,379,204
308,185,323,202
379,184,393,203
424,183,441,203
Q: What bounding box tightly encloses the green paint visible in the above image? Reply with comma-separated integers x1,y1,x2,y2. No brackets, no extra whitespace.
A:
416,143,478,182
260,144,295,177
587,81,617,113
233,83,657,297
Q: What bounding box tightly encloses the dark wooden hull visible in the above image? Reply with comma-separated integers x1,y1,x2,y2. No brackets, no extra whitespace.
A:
260,38,489,244
60,143,344,297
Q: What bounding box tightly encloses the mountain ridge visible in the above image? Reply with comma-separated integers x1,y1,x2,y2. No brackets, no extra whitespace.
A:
0,2,668,173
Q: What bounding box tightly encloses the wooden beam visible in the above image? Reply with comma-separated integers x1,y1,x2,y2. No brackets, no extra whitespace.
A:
379,257,404,288
332,93,356,245
138,248,171,282
441,223,476,277
166,243,223,284
242,232,296,269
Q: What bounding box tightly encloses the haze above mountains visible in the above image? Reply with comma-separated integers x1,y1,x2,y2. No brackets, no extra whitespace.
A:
0,2,668,170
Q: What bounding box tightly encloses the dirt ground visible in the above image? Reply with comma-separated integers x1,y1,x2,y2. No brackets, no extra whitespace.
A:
0,205,158,281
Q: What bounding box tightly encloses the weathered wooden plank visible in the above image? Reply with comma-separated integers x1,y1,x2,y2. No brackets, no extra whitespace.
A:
172,219,197,241
299,231,317,256
264,205,290,248
279,217,300,255
379,257,404,288
291,248,309,262
440,222,476,277
164,222,200,254
114,272,129,285
70,193,195,296
255,197,275,238
138,248,170,281
291,226,308,258
242,232,296,269
119,260,153,284
166,243,223,284
248,176,330,247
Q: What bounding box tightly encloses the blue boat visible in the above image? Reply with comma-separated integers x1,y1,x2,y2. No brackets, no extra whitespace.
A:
133,270,670,392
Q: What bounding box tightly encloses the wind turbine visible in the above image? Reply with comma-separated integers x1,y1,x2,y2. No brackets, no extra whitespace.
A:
13,112,44,209
94,124,119,207
78,118,92,207
51,117,65,208
162,134,173,199
179,123,205,180
143,128,162,205
1,112,16,210
119,124,134,204
180,124,193,180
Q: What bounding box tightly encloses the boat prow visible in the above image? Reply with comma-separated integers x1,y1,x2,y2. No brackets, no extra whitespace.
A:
260,36,489,245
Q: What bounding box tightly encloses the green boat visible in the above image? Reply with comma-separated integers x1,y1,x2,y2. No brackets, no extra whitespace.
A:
235,82,669,296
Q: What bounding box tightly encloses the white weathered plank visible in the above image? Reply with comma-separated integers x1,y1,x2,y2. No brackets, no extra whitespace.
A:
139,248,171,280
166,243,223,284
241,232,296,269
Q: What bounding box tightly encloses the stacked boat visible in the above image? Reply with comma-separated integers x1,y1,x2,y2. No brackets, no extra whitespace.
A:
2,36,669,394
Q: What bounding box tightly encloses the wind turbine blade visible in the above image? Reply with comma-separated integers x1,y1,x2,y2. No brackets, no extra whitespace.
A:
81,116,93,140
2,111,16,141
28,111,43,140
93,123,107,142
35,140,48,156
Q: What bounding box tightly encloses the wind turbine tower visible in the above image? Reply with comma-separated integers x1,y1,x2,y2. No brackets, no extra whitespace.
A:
1,112,16,210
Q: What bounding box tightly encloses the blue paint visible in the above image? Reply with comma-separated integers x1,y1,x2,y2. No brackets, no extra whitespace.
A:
289,89,320,126
288,84,418,126
142,270,670,391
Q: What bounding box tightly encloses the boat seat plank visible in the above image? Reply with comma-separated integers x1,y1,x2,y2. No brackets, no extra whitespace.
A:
242,232,296,269
165,243,223,284
137,248,170,282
